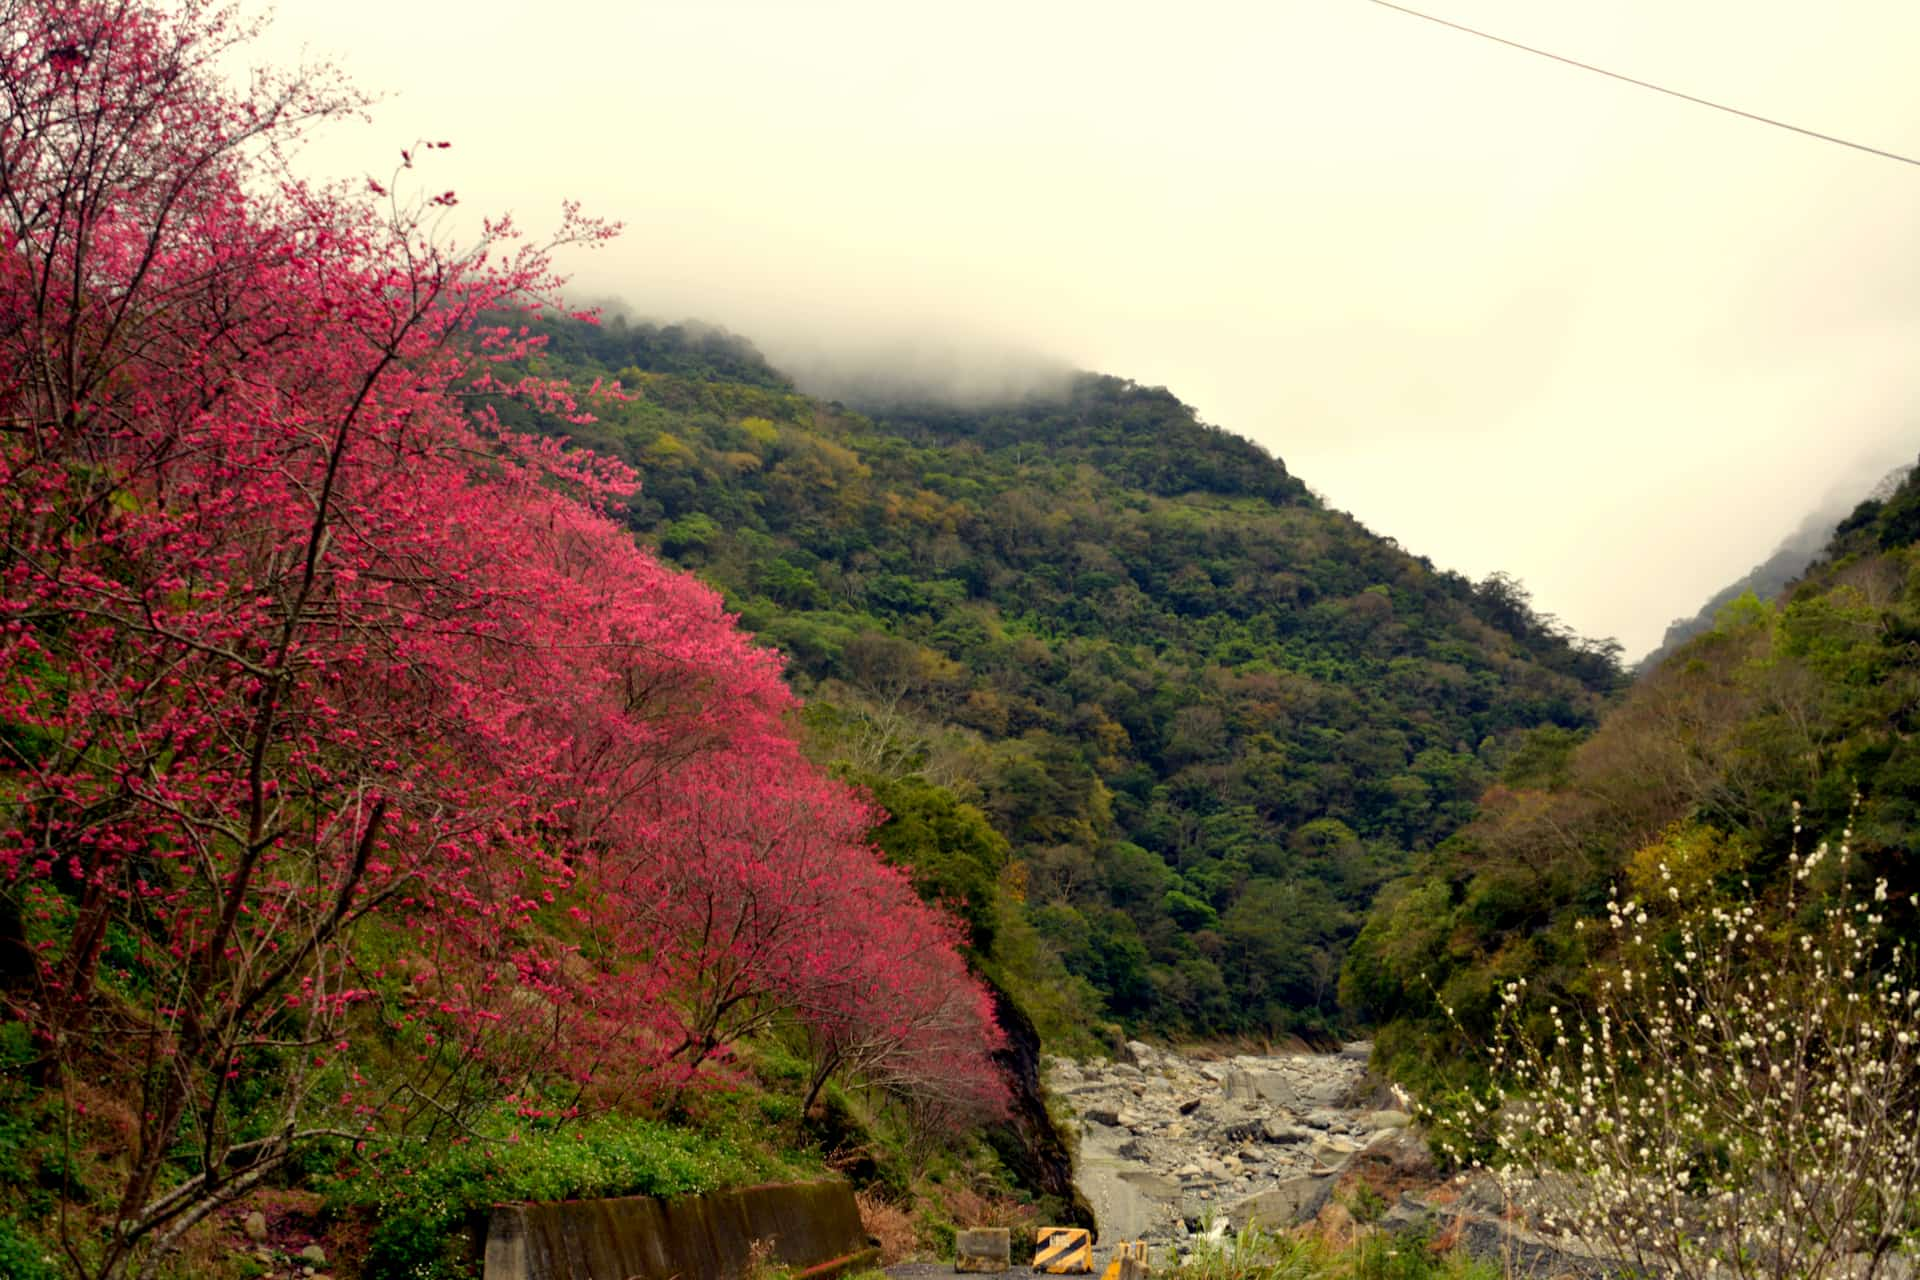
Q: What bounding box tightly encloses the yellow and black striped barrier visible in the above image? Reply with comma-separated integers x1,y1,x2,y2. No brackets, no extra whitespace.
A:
1034,1227,1093,1274
1099,1241,1149,1280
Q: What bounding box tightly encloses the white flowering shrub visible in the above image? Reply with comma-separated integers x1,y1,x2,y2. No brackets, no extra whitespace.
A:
1443,816,1920,1280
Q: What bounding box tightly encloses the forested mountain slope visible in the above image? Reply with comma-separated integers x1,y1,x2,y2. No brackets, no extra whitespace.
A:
502,315,1624,1038
1347,454,1920,1089
1637,460,1913,669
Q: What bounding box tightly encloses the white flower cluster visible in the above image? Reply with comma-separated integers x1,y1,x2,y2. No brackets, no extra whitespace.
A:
1428,805,1919,1280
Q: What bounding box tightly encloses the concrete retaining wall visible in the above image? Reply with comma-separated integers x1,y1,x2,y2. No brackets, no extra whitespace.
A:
483,1178,876,1280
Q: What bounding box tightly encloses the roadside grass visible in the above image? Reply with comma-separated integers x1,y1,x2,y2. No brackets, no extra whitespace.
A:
1181,1220,1502,1280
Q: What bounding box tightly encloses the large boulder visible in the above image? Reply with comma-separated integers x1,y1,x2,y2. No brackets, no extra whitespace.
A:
1224,1068,1300,1107
1229,1175,1337,1230
1260,1117,1312,1144
1295,1075,1354,1108
1354,1126,1436,1181
1310,1136,1361,1169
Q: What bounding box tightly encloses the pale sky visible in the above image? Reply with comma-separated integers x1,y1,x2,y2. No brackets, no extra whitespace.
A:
257,0,1920,660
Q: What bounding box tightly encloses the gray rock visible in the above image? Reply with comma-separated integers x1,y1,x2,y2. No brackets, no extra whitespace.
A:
1232,1071,1297,1107
1260,1117,1311,1143
299,1244,327,1265
1230,1175,1336,1229
1449,1214,1620,1277
1117,1170,1183,1200
1356,1109,1412,1131
1380,1194,1433,1232
1356,1126,1435,1179
1454,1172,1508,1216
242,1211,268,1243
1297,1076,1355,1108
1310,1136,1360,1168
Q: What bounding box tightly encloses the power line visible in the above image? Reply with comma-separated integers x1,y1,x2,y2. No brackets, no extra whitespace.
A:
1362,0,1920,169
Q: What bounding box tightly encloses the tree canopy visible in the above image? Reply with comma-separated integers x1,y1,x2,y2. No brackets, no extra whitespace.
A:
496,312,1625,1038
1346,456,1920,1095
0,7,999,1275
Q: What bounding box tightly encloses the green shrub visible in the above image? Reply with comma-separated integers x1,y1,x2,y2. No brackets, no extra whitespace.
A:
0,1216,59,1280
1345,1228,1497,1280
1344,1183,1388,1225
912,1209,955,1260
1181,1220,1318,1280
330,1112,812,1280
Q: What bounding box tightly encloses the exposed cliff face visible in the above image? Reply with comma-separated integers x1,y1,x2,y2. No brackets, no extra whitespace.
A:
983,981,1094,1228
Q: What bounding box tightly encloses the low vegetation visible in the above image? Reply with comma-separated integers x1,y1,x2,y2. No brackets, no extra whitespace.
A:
1348,462,1920,1098
1179,1220,1498,1280
1410,821,1918,1280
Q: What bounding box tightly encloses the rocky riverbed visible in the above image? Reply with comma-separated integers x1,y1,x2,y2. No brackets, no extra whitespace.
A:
1044,1042,1912,1280
1044,1040,1437,1249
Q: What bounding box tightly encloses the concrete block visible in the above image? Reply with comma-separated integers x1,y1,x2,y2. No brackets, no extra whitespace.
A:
956,1228,1011,1273
483,1178,876,1280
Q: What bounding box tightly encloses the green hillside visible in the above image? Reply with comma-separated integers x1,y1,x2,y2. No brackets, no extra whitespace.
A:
1635,460,1912,670
1346,455,1920,1091
501,314,1625,1039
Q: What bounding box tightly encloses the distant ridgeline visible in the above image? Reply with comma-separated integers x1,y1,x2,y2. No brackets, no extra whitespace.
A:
1637,459,1915,670
495,312,1623,1040
1346,452,1920,1093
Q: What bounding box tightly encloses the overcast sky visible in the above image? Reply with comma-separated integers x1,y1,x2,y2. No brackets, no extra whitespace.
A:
258,0,1920,660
